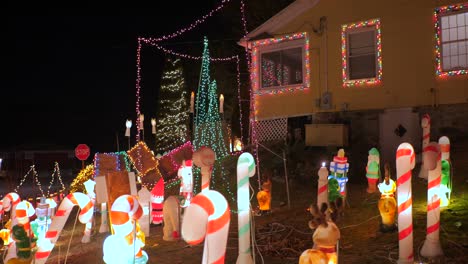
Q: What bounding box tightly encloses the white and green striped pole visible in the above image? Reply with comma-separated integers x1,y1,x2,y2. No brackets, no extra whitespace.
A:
236,152,256,264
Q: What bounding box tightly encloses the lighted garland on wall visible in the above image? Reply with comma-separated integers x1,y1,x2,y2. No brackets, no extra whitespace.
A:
341,18,382,87
250,32,310,96
434,3,468,77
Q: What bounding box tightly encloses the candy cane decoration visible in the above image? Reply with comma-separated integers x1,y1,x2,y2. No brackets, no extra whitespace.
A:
193,146,216,192
82,179,96,243
420,142,444,258
396,143,415,264
103,194,148,264
237,153,256,264
15,200,36,236
182,190,230,264
317,163,329,208
419,114,430,179
35,192,94,264
439,136,451,207
2,192,21,226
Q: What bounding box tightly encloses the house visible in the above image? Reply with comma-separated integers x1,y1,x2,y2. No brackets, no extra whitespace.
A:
240,0,468,171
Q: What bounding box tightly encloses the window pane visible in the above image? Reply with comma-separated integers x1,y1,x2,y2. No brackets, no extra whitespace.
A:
349,31,375,56
459,54,467,68
459,41,467,55
458,26,466,40
450,42,458,55
442,16,449,29
281,47,303,85
449,14,457,28
442,29,449,42
349,54,376,79
451,55,459,67
443,43,450,56
261,52,281,88
261,47,303,88
449,28,457,41
458,13,466,26
443,56,451,70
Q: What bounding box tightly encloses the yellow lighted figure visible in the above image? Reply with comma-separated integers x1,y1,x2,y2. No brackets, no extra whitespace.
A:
257,176,272,215
377,162,397,232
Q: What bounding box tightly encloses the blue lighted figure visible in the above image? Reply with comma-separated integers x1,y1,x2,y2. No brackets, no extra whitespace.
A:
328,149,349,198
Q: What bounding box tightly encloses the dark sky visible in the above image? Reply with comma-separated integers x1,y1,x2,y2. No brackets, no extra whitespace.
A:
6,3,244,152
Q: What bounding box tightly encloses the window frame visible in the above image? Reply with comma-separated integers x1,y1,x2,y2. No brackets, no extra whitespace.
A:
434,3,468,77
341,18,382,87
250,32,310,96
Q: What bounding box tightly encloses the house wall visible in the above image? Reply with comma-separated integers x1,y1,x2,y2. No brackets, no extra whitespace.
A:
254,0,467,120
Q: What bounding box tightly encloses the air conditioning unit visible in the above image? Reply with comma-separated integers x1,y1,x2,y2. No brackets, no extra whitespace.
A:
320,91,332,109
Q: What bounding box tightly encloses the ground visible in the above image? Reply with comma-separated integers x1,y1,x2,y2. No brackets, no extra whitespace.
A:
2,140,467,264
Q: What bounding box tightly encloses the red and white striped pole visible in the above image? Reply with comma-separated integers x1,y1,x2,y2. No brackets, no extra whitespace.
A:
420,142,444,258
418,114,430,179
396,143,415,264
317,162,329,208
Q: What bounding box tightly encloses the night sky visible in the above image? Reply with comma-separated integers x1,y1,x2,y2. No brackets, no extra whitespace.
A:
7,4,242,152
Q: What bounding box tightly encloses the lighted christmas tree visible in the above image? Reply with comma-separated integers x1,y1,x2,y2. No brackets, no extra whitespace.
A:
193,37,229,159
156,56,190,153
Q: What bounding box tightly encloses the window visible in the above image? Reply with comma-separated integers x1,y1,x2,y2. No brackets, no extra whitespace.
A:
435,4,468,76
250,32,310,95
341,19,382,87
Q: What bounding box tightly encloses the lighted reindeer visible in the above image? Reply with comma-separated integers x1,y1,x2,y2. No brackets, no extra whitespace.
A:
299,199,342,264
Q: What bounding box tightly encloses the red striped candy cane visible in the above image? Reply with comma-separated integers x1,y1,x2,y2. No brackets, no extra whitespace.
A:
396,143,415,264
419,114,431,179
103,194,147,264
35,192,94,264
2,192,21,224
182,190,230,264
420,142,444,258
193,147,216,192
15,200,35,236
317,165,329,208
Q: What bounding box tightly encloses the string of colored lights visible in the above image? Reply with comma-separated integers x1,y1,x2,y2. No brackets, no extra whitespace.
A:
46,162,66,197
235,56,244,145
93,152,124,177
70,165,95,193
143,40,238,61
135,40,142,142
14,165,45,197
341,18,382,87
127,141,159,176
434,3,468,77
140,0,232,43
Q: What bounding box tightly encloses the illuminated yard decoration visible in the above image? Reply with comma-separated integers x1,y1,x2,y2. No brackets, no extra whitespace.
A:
138,187,152,237
434,3,468,77
193,37,229,160
163,196,180,241
1,192,21,227
366,148,380,193
328,149,349,197
151,178,165,224
237,153,256,264
82,179,96,243
439,136,451,207
377,163,397,231
193,146,216,192
419,114,431,180
35,192,94,264
250,32,310,96
396,143,415,264
178,160,194,208
420,142,444,259
103,194,147,264
317,163,329,208
341,18,382,87
181,190,230,264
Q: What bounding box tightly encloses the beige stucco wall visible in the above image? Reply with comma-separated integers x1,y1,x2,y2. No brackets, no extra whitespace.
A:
253,0,468,120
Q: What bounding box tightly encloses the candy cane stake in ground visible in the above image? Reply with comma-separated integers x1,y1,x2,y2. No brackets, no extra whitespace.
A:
317,164,329,208
35,192,94,264
396,143,415,264
182,190,230,264
236,153,256,264
418,114,430,180
420,142,444,259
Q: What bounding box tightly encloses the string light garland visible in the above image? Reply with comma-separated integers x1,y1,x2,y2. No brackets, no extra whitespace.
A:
70,164,95,193
127,141,159,176
135,40,142,142
140,0,232,42
434,3,468,77
14,165,45,197
143,40,238,61
46,162,66,197
341,18,382,87
93,151,131,177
